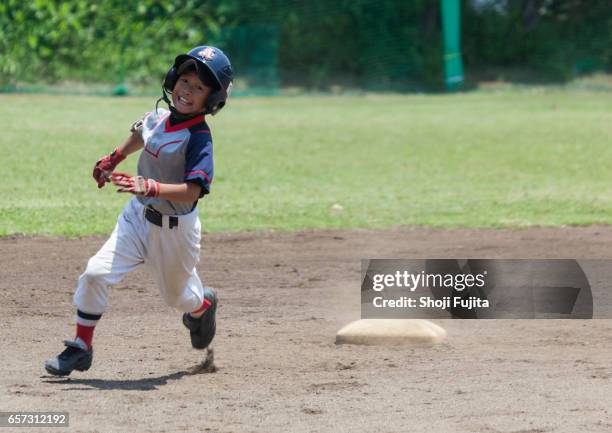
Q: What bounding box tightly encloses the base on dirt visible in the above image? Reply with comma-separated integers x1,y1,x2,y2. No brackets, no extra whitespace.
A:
335,319,446,345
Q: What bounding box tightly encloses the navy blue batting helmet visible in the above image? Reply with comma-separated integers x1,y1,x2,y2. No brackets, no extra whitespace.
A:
163,46,234,116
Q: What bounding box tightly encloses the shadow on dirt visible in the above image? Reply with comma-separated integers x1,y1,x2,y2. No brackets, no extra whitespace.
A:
42,370,190,391
41,349,216,391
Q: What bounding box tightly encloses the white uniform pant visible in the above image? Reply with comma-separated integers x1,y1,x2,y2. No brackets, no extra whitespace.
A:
74,198,205,315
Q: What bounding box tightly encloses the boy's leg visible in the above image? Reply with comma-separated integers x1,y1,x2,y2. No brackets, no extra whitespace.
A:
45,200,147,376
181,284,217,350
74,212,146,318
146,215,217,349
146,214,204,312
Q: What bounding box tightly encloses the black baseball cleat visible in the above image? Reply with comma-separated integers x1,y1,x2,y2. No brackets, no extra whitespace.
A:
44,340,93,376
183,287,217,350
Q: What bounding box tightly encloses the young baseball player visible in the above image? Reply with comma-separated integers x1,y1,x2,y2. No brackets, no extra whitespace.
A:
44,46,233,376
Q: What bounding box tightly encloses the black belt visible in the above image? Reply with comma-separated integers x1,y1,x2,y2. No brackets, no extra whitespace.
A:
145,206,178,229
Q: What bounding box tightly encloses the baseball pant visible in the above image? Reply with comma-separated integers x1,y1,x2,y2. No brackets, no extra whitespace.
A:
73,198,205,315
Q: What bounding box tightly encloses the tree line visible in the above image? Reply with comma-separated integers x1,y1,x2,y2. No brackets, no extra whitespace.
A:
1,0,610,90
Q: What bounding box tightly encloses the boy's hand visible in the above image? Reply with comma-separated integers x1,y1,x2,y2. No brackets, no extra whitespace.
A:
93,148,126,188
110,172,160,198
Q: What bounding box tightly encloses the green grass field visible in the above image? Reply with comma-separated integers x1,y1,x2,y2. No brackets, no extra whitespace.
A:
1,91,611,236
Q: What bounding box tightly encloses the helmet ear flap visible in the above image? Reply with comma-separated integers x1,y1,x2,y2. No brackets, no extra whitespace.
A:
212,101,226,116
163,66,179,93
204,91,226,115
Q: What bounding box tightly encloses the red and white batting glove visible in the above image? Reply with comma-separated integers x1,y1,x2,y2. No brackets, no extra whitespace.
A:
93,148,126,188
110,172,160,198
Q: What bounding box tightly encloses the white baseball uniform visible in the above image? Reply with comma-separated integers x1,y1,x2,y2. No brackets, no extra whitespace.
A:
74,109,214,315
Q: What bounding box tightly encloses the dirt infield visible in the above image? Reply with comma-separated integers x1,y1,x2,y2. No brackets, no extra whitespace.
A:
2,226,612,433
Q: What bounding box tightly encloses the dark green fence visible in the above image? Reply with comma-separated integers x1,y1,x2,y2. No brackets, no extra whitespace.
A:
1,0,611,94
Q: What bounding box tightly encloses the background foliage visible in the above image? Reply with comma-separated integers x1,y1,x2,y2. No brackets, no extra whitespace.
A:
1,91,611,236
1,0,611,90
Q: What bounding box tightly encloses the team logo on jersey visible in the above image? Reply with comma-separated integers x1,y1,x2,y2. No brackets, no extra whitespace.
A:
198,47,216,61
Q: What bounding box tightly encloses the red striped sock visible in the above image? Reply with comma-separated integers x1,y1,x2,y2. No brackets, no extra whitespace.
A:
190,298,212,319
76,323,95,350
75,310,101,350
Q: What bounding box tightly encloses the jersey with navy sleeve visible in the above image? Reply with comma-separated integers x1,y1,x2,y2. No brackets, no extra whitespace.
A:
135,108,213,215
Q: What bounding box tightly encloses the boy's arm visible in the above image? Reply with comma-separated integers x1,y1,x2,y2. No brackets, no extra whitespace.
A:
93,132,144,188
157,182,202,203
116,131,145,157
110,173,202,203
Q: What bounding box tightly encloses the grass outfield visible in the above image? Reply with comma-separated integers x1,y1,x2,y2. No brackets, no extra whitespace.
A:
1,92,611,236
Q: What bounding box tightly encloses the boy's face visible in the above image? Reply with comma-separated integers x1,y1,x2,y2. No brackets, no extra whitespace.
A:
172,70,212,115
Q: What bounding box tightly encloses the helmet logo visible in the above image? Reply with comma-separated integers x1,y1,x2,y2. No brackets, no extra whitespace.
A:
198,47,216,61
